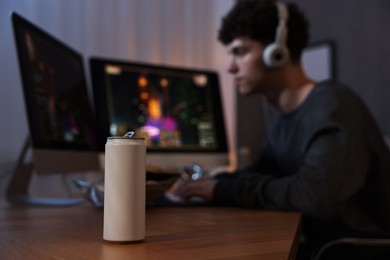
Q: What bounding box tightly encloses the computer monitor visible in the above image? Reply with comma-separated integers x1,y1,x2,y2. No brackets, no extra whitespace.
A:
90,58,229,170
302,41,335,81
10,13,102,205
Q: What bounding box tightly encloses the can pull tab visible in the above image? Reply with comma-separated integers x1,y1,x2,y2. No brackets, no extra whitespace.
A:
124,131,135,138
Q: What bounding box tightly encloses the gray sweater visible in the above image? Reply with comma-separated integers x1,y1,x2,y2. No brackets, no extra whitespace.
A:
214,80,390,236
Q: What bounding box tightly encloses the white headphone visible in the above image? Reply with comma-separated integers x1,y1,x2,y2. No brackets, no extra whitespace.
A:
263,2,290,68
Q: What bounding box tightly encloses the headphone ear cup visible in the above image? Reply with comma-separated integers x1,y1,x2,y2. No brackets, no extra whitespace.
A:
263,43,290,68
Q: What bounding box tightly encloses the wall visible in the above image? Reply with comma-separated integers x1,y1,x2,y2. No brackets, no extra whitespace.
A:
0,0,235,200
237,0,390,160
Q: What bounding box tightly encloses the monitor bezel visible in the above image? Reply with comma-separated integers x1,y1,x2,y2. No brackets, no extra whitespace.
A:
89,57,228,154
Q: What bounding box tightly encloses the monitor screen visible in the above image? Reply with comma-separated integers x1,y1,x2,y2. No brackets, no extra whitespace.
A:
90,58,229,169
12,13,101,175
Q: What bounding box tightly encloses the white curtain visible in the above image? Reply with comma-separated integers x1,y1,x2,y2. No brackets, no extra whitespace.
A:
0,0,235,184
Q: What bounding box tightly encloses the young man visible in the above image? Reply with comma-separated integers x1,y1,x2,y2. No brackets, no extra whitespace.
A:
171,0,390,258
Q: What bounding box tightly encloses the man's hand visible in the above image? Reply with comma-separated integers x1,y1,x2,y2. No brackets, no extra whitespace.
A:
166,178,217,202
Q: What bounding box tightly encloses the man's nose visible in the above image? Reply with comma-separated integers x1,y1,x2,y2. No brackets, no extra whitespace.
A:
227,59,238,74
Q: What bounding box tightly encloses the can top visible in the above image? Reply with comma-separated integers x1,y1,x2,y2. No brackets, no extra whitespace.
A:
107,131,145,140
107,136,145,140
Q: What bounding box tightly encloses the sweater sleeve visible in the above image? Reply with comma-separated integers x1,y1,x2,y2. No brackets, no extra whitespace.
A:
213,125,370,219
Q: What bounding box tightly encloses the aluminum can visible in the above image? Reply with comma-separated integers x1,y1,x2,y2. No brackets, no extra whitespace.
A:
103,133,146,243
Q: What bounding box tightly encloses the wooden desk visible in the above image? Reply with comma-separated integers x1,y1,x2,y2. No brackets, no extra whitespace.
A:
0,203,301,259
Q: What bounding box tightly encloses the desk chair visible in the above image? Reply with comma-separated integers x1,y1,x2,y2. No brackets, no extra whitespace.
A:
313,234,390,260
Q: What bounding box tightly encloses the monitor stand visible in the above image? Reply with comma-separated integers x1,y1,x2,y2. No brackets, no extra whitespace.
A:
6,137,84,207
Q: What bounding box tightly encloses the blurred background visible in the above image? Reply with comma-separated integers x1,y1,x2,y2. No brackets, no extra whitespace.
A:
1,0,390,200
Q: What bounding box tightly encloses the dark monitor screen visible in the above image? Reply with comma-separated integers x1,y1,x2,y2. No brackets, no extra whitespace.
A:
90,58,228,160
12,12,101,174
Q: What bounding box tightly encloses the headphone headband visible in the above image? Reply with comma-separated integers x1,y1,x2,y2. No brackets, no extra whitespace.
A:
262,2,290,68
275,2,288,45
277,2,288,21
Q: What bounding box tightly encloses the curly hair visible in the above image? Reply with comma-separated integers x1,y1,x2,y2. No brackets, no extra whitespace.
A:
218,0,310,62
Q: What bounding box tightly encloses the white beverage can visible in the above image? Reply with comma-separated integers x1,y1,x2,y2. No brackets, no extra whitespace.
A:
103,132,146,243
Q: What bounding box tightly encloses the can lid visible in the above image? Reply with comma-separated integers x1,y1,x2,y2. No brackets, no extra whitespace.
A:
107,131,145,140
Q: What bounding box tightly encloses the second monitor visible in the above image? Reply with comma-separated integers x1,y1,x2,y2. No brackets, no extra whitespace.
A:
90,58,229,170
